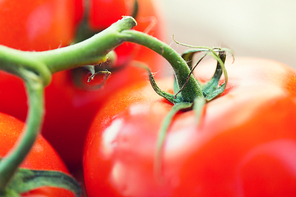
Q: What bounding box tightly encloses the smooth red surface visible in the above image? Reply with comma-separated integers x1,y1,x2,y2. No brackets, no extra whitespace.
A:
74,0,84,26
83,57,296,196
89,0,133,30
0,112,74,196
0,0,75,51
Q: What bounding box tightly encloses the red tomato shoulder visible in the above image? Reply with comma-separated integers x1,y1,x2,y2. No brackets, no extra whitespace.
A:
0,0,75,51
83,57,296,197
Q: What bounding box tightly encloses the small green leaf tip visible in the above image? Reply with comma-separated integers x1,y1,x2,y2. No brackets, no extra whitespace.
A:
5,168,81,197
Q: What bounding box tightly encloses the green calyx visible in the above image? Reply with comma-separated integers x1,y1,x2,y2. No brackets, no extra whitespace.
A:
121,30,204,103
135,41,232,180
0,160,81,197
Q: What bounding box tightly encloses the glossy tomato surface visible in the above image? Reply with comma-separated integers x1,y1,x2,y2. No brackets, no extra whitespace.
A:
0,112,74,197
0,0,75,51
0,0,165,171
83,57,296,197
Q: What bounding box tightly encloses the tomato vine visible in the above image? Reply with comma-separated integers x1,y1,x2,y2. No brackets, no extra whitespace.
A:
0,15,229,195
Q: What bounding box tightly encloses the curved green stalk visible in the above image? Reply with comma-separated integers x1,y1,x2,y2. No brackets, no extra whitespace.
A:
0,46,52,86
154,103,192,181
120,30,203,102
133,62,176,103
0,72,44,191
0,16,137,192
0,16,137,87
32,16,137,76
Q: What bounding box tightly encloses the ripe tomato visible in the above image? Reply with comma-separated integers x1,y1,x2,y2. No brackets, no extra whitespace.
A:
0,112,74,196
83,57,296,196
0,0,75,51
0,0,164,171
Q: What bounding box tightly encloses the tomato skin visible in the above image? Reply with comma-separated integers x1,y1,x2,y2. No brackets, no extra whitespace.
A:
0,72,28,121
83,57,296,196
0,0,75,51
0,112,74,197
74,0,84,27
89,0,134,30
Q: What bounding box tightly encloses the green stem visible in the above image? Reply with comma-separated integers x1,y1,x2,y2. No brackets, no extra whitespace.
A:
133,62,176,103
0,16,137,87
120,30,203,102
0,73,44,191
0,46,52,86
32,16,137,75
0,17,203,103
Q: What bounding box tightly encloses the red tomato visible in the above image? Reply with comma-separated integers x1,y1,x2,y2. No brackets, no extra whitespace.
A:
0,0,164,171
0,0,75,51
0,112,74,197
83,57,296,196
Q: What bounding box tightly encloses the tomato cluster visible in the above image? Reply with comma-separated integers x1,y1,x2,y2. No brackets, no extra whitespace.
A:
1,0,296,196
0,0,164,172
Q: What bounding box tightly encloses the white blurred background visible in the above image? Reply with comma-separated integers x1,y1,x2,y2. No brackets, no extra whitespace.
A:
158,0,296,68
